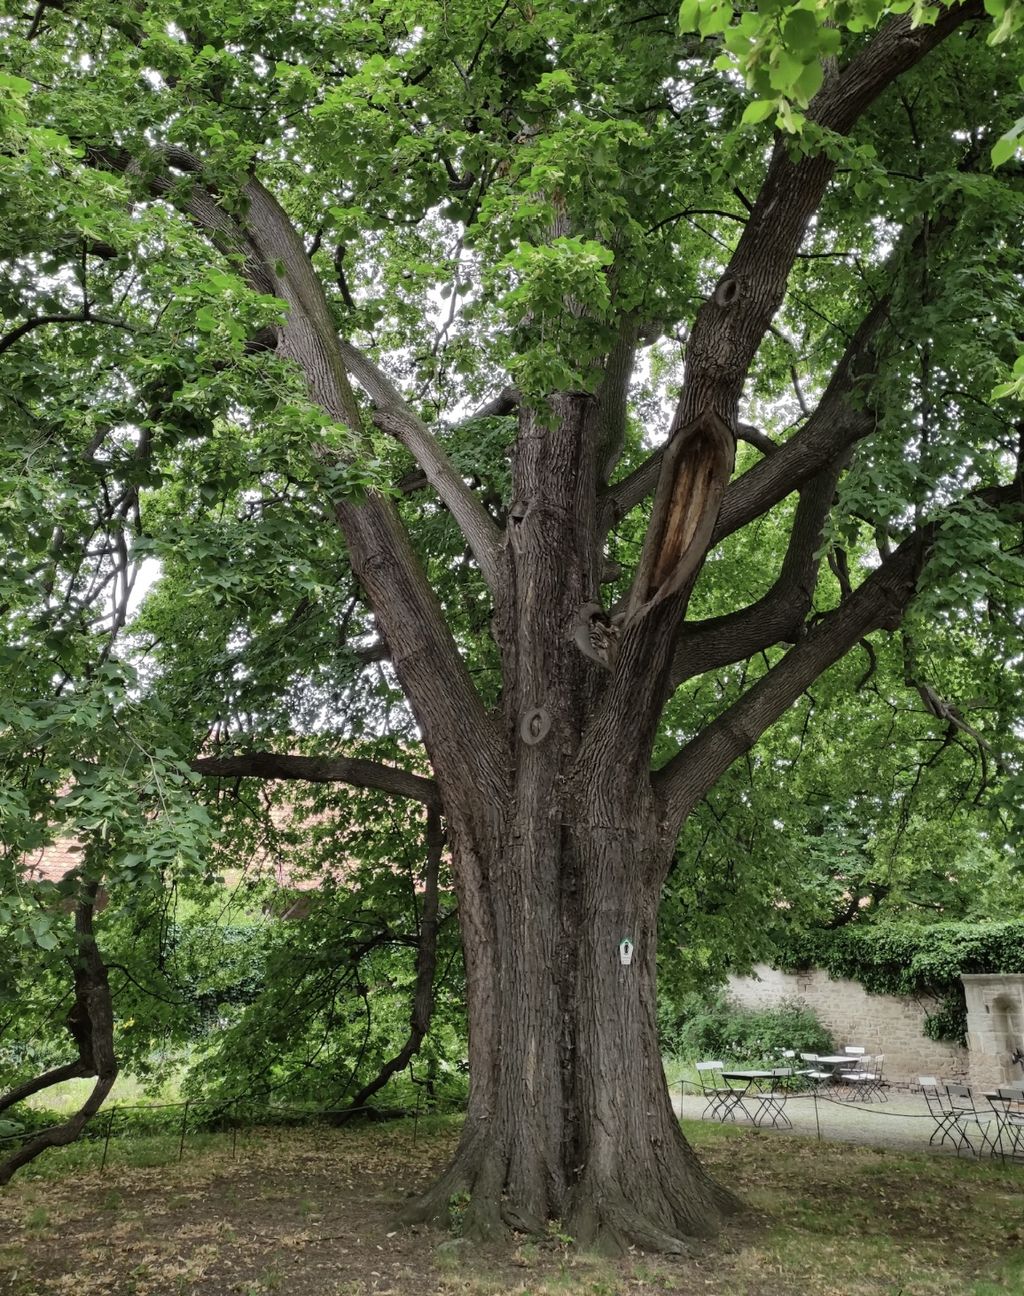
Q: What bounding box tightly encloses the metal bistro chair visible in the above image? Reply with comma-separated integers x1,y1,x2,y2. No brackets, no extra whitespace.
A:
945,1083,1000,1158
781,1049,815,1091
989,1086,1024,1161
842,1053,887,1102
798,1052,836,1091
695,1060,742,1123
920,1077,958,1149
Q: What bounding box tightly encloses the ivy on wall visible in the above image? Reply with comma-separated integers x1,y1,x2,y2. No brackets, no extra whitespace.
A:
774,922,1024,1047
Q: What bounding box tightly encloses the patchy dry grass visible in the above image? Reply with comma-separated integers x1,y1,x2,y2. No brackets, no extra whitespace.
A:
0,1116,1021,1295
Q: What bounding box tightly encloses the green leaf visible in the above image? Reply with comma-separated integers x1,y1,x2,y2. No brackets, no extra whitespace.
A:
782,9,821,52
991,120,1024,168
741,98,779,125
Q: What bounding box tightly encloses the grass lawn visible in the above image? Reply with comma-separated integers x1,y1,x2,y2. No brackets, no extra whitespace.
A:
0,1115,1021,1295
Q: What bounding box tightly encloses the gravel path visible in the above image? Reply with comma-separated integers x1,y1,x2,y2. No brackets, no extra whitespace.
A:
674,1086,961,1154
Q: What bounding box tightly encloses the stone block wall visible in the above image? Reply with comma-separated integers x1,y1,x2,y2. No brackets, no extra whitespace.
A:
726,964,968,1086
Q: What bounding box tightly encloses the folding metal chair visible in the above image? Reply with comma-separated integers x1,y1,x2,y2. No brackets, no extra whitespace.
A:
780,1049,814,1091
695,1060,742,1122
945,1083,1000,1157
798,1052,834,1089
989,1086,1024,1160
920,1077,957,1148
842,1053,887,1101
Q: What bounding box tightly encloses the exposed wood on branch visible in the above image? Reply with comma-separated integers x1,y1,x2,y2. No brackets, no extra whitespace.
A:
627,411,735,615
601,421,777,530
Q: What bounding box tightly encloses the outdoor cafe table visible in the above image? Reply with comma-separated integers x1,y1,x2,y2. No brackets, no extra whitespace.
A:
814,1055,861,1087
720,1069,794,1129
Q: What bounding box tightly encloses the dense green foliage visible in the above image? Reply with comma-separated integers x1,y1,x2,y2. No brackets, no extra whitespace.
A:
659,990,833,1063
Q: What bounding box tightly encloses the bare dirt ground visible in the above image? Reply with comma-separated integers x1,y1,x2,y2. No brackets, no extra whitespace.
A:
1,1117,1022,1296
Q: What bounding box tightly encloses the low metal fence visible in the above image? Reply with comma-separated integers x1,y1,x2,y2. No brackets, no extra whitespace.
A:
0,1088,436,1172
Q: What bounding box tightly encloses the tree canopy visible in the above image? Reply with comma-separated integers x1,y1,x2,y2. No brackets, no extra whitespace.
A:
1,0,1023,1248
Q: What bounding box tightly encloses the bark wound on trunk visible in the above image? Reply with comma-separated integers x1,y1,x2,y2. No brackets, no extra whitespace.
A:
630,412,735,616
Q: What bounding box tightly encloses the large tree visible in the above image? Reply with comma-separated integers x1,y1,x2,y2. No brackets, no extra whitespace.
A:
2,0,1023,1251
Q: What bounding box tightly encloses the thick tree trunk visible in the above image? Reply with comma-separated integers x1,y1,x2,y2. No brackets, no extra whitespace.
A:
400,391,739,1252
403,804,740,1252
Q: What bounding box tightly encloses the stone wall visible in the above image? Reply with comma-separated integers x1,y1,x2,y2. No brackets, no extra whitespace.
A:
726,964,968,1086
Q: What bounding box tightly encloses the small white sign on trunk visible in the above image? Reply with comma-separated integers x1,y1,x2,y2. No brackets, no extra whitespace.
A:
619,937,634,966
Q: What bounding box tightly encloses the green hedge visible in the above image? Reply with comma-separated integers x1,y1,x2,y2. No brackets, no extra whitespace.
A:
775,921,1024,1046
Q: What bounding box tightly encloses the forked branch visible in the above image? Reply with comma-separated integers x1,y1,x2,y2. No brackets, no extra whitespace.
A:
655,478,1024,833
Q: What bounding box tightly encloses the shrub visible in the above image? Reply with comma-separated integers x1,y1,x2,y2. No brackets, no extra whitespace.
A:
659,990,832,1063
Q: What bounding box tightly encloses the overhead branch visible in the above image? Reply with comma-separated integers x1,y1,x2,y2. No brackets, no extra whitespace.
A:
709,290,890,543
338,340,505,595
469,387,519,420
0,312,133,356
396,388,520,495
610,2,982,732
191,752,440,808
596,319,641,485
602,446,665,528
88,148,506,816
674,0,983,430
901,632,1005,771
737,422,778,458
655,477,1023,833
669,457,846,686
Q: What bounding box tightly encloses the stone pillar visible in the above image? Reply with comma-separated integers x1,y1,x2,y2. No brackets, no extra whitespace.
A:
961,974,1024,1092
